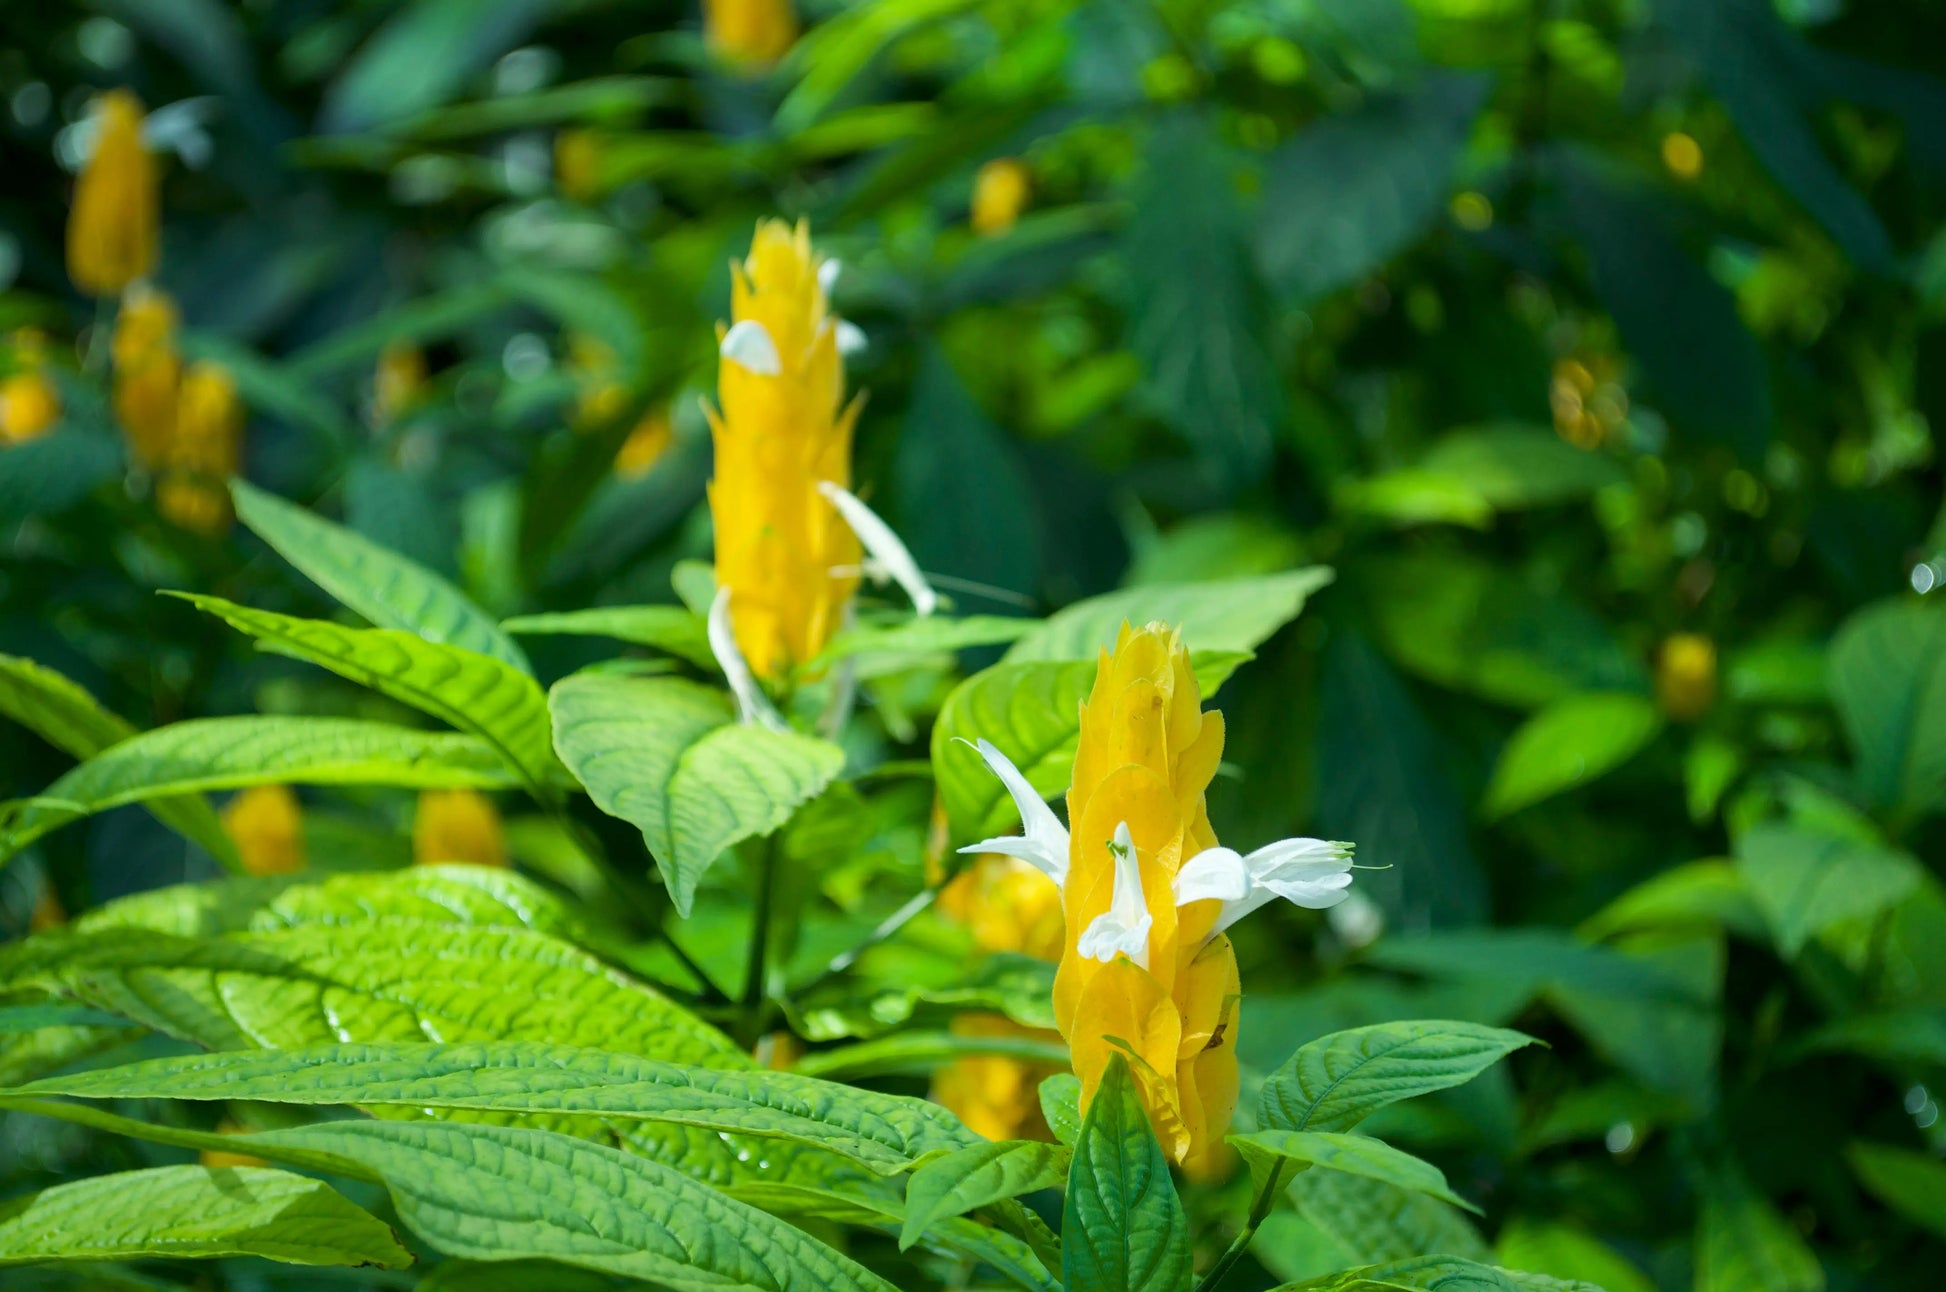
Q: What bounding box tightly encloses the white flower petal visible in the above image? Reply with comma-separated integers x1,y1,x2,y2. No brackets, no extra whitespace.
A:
818,481,938,616
818,258,840,295
1175,846,1251,905
719,319,782,376
834,320,868,357
707,588,788,733
1078,823,1152,969
953,737,1067,886
1210,836,1356,935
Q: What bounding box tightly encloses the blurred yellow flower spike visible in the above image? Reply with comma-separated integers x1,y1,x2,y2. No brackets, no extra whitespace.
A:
67,89,158,297
413,789,508,867
704,0,798,67
112,286,181,466
1656,633,1717,722
971,159,1032,236
374,340,427,425
221,785,306,876
1,329,61,444
960,622,1356,1163
707,220,862,680
555,128,605,202
157,360,241,536
569,333,628,429
615,407,673,479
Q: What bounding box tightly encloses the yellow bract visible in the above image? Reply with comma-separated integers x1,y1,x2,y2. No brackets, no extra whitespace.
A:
414,789,508,867
1656,632,1717,722
113,286,181,466
615,408,673,479
157,361,241,535
972,159,1031,236
221,785,306,876
707,220,861,679
704,0,797,66
1057,621,1239,1165
374,341,427,425
555,128,604,202
67,89,158,297
1,329,61,444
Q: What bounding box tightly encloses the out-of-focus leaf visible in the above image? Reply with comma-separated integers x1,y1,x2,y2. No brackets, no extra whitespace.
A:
1290,1169,1492,1265
1828,599,1946,816
937,207,1118,309
777,0,983,131
1694,1160,1824,1292
504,606,716,668
1412,425,1626,508
1257,73,1488,301
1734,823,1921,957
1482,693,1663,818
812,615,1036,670
1006,568,1330,663
396,76,681,139
1125,111,1282,489
320,0,558,134
1496,1218,1656,1292
1847,1142,1946,1242
0,429,120,521
1579,860,1766,942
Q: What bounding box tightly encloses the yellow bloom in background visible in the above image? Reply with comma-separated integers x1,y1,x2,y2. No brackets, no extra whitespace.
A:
615,407,673,479
413,789,507,867
971,159,1032,236
30,886,66,932
703,0,797,67
112,286,180,466
960,622,1355,1164
220,785,305,876
1656,633,1717,722
156,361,241,535
374,340,427,425
199,1120,267,1170
67,89,158,297
569,333,628,429
1550,355,1626,449
707,220,862,679
1,330,61,445
555,128,604,202
1662,131,1704,182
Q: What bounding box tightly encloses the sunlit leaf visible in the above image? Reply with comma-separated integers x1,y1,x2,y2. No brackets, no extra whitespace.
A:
1482,693,1663,819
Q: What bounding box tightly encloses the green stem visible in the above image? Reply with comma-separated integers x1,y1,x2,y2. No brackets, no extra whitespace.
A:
740,835,781,1046
1193,1162,1288,1292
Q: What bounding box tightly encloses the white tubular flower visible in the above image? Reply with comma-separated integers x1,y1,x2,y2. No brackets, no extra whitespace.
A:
817,480,938,616
707,588,788,732
1198,837,1356,935
954,737,1068,886
719,319,782,376
1076,822,1153,970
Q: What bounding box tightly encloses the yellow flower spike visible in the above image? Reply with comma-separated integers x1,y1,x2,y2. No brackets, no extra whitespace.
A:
703,0,798,67
615,408,674,480
1656,633,1717,722
112,287,181,466
157,361,241,535
971,159,1032,236
569,333,628,429
413,789,508,867
67,89,158,297
958,620,1356,1164
374,341,427,425
555,128,604,202
1,330,61,445
220,785,306,876
934,1014,1061,1143
706,219,862,680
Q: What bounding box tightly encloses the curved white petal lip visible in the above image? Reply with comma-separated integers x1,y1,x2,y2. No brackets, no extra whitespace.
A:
707,588,788,732
818,258,840,295
720,319,783,376
1175,846,1251,905
1078,822,1152,970
954,737,1068,887
1209,837,1356,935
817,481,938,617
834,320,867,357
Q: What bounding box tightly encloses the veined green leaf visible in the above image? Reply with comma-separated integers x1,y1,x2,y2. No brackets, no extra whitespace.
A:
0,652,238,869
813,614,1038,671
251,1119,900,1292
1062,1055,1190,1292
1006,568,1331,663
0,1164,411,1269
1230,1130,1479,1213
1040,1074,1083,1147
0,716,516,863
1274,1254,1602,1290
1258,1020,1536,1134
0,923,742,1066
504,605,716,668
232,479,530,672
1828,599,1946,816
1482,693,1663,819
901,1139,1071,1249
1291,1170,1492,1266
793,1030,1071,1081
1734,823,1922,957
178,594,559,794
1694,1161,1823,1292
549,674,845,916
10,1040,975,1174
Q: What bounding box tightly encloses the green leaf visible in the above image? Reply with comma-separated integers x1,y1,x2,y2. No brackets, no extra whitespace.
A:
1041,1073,1083,1147
1408,425,1626,510
1482,693,1663,818
1733,823,1922,957
549,674,846,916
0,716,516,863
791,1030,1071,1081
178,595,560,795
1231,1130,1478,1213
1061,1055,1191,1292
504,605,716,668
1257,74,1488,302
817,615,1039,670
1578,859,1767,942
9,1040,972,1174
901,1140,1071,1249
1291,1170,1492,1266
1006,569,1332,663
1,923,742,1066
0,427,120,521
0,653,237,868
1275,1255,1601,1291
0,1003,134,1033
1828,600,1946,816
0,1164,411,1268
1847,1142,1946,1242
1694,1161,1823,1292
1258,1020,1536,1134
319,0,555,134
249,1118,900,1292
232,479,530,673
1496,1218,1656,1292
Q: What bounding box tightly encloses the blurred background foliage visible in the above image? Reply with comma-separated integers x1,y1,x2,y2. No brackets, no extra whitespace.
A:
3,0,1946,1288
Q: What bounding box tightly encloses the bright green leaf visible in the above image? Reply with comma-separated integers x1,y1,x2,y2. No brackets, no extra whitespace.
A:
1006,569,1331,664
1258,1019,1536,1134
1483,693,1662,819
504,605,716,668
1231,1130,1479,1213
1062,1055,1191,1292
901,1139,1071,1249
1734,823,1922,957
1828,600,1946,816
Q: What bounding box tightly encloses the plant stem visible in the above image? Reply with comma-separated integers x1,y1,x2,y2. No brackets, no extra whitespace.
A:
740,835,781,1046
1192,1163,1288,1292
